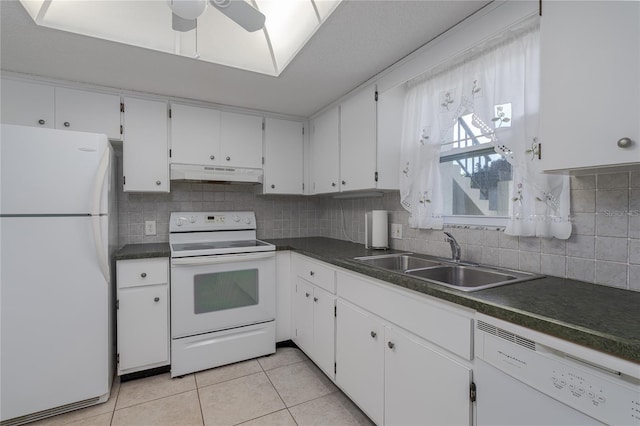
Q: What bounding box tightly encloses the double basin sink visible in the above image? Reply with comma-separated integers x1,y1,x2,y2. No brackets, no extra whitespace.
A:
353,253,541,292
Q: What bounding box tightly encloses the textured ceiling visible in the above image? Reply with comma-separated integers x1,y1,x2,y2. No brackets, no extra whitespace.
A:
0,1,491,117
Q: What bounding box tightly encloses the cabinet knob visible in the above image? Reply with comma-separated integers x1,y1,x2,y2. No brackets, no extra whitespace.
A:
271,184,275,189
313,296,318,302
210,155,215,160
370,331,377,338
156,180,161,186
226,156,231,161
141,272,147,278
617,137,633,148
38,119,46,125
154,297,160,302
309,271,315,277
331,182,336,187
63,121,70,127
342,180,346,185
388,341,395,349
305,292,310,298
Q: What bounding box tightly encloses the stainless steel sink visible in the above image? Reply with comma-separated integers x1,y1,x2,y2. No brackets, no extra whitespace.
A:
353,253,541,292
354,253,441,272
405,265,539,291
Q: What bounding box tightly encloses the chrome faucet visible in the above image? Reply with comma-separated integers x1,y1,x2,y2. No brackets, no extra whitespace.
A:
443,232,461,262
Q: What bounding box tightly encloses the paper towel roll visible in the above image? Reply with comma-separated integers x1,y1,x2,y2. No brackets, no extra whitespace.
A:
371,210,388,249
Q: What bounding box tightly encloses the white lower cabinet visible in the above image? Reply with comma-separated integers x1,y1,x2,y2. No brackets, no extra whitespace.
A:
335,300,384,425
384,326,472,426
292,277,336,379
336,300,473,426
116,258,170,375
289,255,475,426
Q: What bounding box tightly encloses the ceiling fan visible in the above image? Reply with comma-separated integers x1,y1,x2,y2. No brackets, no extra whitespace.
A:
168,0,266,33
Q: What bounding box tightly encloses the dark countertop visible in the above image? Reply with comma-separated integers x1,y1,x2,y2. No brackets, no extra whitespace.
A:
115,243,170,260
267,237,640,363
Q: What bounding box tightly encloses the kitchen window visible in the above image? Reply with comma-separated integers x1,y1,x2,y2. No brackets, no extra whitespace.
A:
399,17,572,238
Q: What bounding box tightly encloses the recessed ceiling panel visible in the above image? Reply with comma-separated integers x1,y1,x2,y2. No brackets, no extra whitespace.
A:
19,0,341,76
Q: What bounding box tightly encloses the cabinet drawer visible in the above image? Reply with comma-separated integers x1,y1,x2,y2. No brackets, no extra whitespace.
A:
337,270,473,360
117,258,169,289
293,254,336,293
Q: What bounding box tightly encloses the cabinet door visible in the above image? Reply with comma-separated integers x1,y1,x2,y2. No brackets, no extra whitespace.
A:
385,326,472,426
340,85,377,191
0,79,54,128
335,300,384,425
55,87,121,140
540,1,640,171
310,106,340,194
220,111,263,168
170,103,220,165
123,97,169,192
312,286,335,379
118,284,169,373
376,86,403,190
292,278,314,354
263,118,304,194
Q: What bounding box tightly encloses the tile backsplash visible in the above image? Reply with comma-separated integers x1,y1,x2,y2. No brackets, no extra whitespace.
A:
116,157,639,291
318,172,639,292
116,160,322,245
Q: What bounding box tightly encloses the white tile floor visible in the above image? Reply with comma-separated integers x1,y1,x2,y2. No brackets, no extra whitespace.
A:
30,347,374,426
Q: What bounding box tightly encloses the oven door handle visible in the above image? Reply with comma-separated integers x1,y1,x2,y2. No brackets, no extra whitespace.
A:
171,251,276,266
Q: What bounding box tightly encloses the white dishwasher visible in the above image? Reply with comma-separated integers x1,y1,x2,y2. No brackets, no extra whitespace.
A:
474,313,640,426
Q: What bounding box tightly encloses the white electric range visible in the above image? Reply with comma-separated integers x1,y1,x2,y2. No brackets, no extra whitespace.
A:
169,211,276,377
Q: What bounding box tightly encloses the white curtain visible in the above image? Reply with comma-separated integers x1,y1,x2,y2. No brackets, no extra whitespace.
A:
399,18,572,239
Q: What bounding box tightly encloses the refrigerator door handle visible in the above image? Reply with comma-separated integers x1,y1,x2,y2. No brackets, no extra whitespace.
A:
91,147,110,283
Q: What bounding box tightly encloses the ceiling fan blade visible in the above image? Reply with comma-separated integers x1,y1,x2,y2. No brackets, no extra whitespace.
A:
172,13,197,32
210,0,266,32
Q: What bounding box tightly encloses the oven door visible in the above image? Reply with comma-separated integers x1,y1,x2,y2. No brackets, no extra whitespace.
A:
171,251,276,339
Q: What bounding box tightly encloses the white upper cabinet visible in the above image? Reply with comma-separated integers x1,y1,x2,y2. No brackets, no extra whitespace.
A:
310,106,340,194
122,97,169,192
1,79,121,140
340,85,377,191
1,79,55,128
539,0,640,172
263,118,304,194
311,84,384,194
170,105,263,169
170,103,221,166
54,87,121,140
219,111,263,169
376,85,403,190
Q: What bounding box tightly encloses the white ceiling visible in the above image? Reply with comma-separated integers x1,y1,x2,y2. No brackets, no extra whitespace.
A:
0,1,491,118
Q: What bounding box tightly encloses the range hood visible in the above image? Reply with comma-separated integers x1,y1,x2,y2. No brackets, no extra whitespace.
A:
170,164,263,184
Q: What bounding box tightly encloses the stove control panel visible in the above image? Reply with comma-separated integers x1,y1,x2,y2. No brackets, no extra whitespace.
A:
170,211,256,232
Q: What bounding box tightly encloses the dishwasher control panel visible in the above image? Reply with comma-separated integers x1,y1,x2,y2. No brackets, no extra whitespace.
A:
476,320,640,426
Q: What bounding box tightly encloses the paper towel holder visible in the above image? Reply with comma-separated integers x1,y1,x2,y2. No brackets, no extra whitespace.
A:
365,210,389,249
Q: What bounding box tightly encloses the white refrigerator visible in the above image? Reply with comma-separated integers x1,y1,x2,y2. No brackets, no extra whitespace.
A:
0,124,116,423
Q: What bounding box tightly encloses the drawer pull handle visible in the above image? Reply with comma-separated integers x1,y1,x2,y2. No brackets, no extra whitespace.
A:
63,121,70,127
388,341,395,349
38,119,46,125
309,271,315,277
210,155,215,160
313,297,318,302
154,297,160,302
370,331,377,338
305,292,310,298
141,272,147,278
